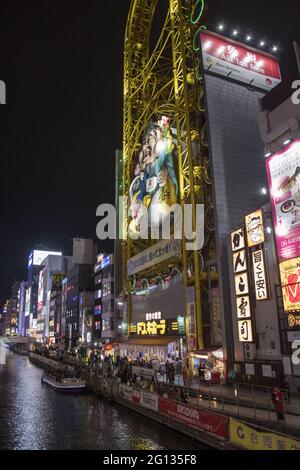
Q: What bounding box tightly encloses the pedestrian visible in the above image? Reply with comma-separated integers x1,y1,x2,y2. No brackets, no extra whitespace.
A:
165,359,170,382
271,387,285,421
183,366,189,387
180,388,188,403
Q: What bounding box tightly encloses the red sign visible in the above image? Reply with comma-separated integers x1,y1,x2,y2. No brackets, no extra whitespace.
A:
200,31,281,91
158,397,228,439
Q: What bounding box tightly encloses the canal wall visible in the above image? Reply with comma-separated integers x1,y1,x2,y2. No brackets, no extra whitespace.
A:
28,355,300,451
29,353,74,373
87,373,233,450
87,373,300,451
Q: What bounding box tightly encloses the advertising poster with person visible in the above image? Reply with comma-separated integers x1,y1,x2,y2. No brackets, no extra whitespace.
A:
266,138,300,262
128,116,179,239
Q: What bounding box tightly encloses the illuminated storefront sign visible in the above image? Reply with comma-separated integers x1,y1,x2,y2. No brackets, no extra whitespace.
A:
52,272,66,289
231,228,245,252
238,319,253,342
287,314,300,329
145,312,161,321
252,249,268,300
231,227,254,343
233,250,247,273
266,138,300,262
280,257,300,286
137,320,167,336
236,296,251,319
234,272,249,296
245,209,265,248
177,315,186,336
200,31,281,91
101,255,112,269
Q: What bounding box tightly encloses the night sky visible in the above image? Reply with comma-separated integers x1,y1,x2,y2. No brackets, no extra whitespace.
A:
0,0,299,307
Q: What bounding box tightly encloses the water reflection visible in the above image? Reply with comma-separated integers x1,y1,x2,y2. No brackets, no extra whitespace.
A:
0,353,201,450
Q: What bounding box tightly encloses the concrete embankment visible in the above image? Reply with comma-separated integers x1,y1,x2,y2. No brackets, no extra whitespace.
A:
87,373,300,451
28,354,300,451
29,352,74,373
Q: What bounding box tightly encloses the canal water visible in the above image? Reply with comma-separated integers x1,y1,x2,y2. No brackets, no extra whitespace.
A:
0,352,202,450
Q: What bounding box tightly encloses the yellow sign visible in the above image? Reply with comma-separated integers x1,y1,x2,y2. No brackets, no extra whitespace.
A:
245,209,265,248
137,320,166,336
280,258,300,287
230,418,300,450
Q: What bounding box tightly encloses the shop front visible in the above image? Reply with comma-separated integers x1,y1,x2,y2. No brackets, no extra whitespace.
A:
123,283,187,365
188,347,225,383
119,335,185,365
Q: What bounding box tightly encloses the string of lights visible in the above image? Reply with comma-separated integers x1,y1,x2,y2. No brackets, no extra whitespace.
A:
215,23,279,54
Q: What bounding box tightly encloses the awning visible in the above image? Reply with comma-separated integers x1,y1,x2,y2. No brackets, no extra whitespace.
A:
120,337,177,346
189,347,224,360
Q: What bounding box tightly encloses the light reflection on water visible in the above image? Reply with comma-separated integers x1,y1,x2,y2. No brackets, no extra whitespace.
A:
0,353,202,450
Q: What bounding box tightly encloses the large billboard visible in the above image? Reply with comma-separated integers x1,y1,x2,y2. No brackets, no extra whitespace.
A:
29,250,62,267
128,116,179,239
266,138,300,262
38,269,45,311
127,238,181,277
200,31,281,91
279,258,300,316
25,287,31,317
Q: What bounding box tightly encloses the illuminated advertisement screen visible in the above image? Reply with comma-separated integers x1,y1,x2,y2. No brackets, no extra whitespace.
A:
32,250,62,266
38,269,45,311
200,30,281,91
25,287,31,317
128,116,179,239
266,138,300,262
279,258,300,313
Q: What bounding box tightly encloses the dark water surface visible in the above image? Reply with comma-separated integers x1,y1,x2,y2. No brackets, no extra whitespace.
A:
0,353,203,450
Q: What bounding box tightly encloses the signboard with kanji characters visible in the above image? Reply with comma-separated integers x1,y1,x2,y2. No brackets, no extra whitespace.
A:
236,296,251,319
230,418,300,450
252,250,268,300
233,250,247,274
238,319,253,342
234,272,249,296
137,320,167,336
231,228,245,252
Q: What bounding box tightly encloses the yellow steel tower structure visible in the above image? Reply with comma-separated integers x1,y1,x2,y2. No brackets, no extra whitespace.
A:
123,0,215,350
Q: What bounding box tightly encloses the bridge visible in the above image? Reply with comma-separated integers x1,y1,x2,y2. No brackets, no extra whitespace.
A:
0,336,28,344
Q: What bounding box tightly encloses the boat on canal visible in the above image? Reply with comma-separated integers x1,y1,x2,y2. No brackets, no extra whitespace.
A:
41,372,87,393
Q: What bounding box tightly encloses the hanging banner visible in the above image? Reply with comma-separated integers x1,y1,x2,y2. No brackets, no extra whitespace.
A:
159,398,229,439
252,249,268,300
